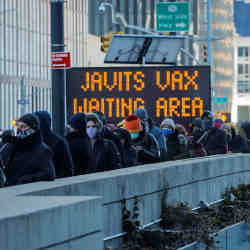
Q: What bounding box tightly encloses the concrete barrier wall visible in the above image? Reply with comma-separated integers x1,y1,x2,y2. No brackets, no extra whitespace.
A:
1,154,250,250
180,222,250,250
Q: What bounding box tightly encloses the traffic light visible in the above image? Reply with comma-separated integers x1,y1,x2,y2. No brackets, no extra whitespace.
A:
100,32,124,53
221,113,231,123
12,120,17,126
100,32,112,53
203,44,208,63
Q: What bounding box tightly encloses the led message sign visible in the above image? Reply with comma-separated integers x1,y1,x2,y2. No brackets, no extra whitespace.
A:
66,66,211,126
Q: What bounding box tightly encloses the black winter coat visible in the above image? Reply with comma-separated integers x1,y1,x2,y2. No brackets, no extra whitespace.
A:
165,131,186,161
131,131,160,165
204,127,227,155
66,131,94,175
2,133,55,186
229,135,249,153
102,127,125,168
91,136,122,172
35,111,74,178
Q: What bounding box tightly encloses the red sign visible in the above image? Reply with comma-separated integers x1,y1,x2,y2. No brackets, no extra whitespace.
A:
52,52,71,69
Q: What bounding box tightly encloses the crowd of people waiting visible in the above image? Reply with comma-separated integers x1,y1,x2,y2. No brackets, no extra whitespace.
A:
0,109,249,187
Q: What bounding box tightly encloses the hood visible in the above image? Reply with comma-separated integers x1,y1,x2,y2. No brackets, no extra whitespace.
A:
34,111,52,136
134,108,149,122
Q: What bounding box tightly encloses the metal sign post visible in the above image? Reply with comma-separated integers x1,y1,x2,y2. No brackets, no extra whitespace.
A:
50,0,66,136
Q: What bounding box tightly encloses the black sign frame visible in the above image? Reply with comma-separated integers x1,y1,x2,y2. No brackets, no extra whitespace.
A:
66,66,211,127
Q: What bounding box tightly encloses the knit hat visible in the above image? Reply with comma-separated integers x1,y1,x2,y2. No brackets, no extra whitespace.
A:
214,118,223,129
134,108,148,121
160,118,175,130
19,113,40,131
124,115,142,133
201,110,213,121
69,113,86,131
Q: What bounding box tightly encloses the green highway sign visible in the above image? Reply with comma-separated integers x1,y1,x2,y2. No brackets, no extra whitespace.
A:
156,2,190,32
213,97,228,103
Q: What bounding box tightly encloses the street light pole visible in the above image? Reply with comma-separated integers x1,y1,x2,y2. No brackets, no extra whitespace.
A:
50,0,66,136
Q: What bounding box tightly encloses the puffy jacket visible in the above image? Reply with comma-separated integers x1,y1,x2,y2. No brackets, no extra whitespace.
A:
229,135,249,153
113,128,137,168
91,136,122,172
131,131,161,165
3,133,55,186
204,127,227,155
102,127,125,168
165,130,188,161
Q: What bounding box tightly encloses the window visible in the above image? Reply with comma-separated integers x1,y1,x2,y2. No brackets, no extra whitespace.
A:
237,80,250,93
238,64,243,74
238,47,249,58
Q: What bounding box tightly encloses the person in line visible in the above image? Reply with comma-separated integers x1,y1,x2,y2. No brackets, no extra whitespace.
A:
114,128,137,167
222,123,249,153
201,112,228,156
134,108,166,159
35,111,74,178
160,118,188,161
86,113,122,172
2,113,55,186
188,118,207,158
93,111,124,168
124,115,160,165
66,113,94,175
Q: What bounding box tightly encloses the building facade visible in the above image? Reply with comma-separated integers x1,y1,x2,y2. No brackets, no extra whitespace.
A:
0,0,236,129
232,0,250,122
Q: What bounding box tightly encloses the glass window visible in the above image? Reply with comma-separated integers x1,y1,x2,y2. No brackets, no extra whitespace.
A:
238,47,250,57
238,48,243,57
238,64,243,75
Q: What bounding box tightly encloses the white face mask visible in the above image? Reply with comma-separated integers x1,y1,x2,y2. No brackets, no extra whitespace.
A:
87,127,98,139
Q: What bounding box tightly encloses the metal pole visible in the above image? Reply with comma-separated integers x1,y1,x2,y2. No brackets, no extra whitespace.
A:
207,0,212,65
50,0,65,136
207,0,214,112
20,75,25,116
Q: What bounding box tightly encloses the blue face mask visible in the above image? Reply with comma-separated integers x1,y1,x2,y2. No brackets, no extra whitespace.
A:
130,132,139,140
87,127,98,139
162,128,173,137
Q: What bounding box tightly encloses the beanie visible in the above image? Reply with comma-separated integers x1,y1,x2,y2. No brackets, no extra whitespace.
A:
69,113,86,131
134,108,148,121
124,115,142,133
160,118,175,130
214,118,223,129
19,113,40,131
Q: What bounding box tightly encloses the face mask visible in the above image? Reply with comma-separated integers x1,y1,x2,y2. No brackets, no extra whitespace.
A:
17,128,34,139
162,128,173,137
87,127,98,139
130,132,139,140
